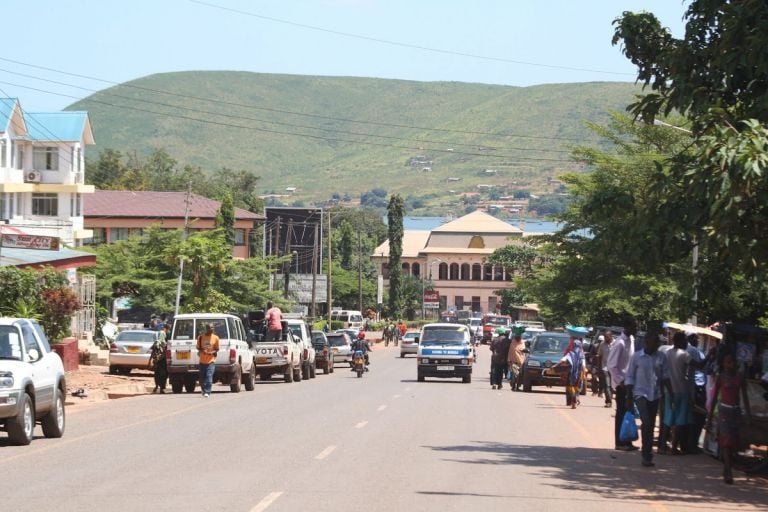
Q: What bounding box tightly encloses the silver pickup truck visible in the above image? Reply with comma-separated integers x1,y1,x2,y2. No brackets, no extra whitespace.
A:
167,313,256,393
250,320,304,383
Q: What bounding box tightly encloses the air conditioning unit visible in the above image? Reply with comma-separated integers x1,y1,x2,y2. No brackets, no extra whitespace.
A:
24,171,41,183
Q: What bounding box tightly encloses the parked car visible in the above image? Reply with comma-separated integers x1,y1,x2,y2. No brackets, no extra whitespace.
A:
311,331,335,374
520,331,571,392
0,317,66,445
327,332,353,364
336,328,360,342
400,331,419,358
468,318,482,341
286,318,317,379
108,329,161,375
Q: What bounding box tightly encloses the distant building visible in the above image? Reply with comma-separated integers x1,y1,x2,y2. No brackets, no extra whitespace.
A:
83,190,264,259
373,210,528,315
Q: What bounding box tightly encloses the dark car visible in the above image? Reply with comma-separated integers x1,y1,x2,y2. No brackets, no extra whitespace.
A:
520,332,571,392
311,331,334,374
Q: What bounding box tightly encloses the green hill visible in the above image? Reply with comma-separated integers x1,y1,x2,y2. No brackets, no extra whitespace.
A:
67,71,638,205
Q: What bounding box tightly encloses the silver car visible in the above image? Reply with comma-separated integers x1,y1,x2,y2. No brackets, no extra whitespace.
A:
109,329,161,375
326,332,353,364
400,331,419,357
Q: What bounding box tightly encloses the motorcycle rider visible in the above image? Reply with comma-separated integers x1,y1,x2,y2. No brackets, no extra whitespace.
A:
351,331,372,371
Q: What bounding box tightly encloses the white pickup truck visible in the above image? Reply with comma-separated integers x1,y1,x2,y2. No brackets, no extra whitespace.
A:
0,317,66,445
251,320,304,383
166,313,256,393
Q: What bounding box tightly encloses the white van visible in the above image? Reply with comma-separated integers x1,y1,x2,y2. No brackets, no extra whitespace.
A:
331,310,364,329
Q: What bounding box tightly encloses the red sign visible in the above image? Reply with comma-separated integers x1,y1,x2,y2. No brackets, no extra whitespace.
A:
1,234,60,250
423,290,439,308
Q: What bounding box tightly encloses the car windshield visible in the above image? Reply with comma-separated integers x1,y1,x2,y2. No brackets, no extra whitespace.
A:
116,331,155,343
0,327,23,361
403,332,418,340
289,325,303,339
420,327,467,346
532,335,570,354
469,320,481,327
485,317,510,326
311,333,325,342
327,335,348,347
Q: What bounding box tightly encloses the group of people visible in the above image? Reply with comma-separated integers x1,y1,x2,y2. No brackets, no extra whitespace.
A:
383,320,408,346
598,317,749,483
489,327,527,391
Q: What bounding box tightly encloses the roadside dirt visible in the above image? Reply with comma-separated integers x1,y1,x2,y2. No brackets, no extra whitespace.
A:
65,365,154,396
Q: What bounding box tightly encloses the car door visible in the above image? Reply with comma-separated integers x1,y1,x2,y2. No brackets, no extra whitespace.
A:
20,320,55,411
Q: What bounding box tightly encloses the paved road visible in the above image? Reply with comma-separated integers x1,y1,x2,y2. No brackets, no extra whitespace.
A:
1,344,766,511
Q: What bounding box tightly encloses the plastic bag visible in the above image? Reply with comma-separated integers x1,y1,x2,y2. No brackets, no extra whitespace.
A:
619,411,639,443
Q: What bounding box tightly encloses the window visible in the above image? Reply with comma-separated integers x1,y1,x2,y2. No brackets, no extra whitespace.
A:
31,193,58,216
472,263,482,280
33,146,58,170
461,263,470,281
471,296,481,313
438,262,448,280
17,146,23,169
0,139,6,167
402,262,411,275
15,193,22,215
488,296,498,313
234,229,245,246
455,296,464,309
70,194,82,216
484,264,493,280
0,193,12,220
411,262,420,278
109,228,129,242
84,228,106,246
449,263,460,280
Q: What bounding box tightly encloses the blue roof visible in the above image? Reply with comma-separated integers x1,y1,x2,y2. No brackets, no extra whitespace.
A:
0,97,20,133
0,246,96,268
22,111,92,142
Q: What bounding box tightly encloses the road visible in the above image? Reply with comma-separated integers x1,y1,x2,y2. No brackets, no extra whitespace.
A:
2,344,766,512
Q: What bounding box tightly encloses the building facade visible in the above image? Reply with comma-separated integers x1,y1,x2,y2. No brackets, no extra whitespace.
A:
0,98,95,246
83,190,264,259
373,210,526,316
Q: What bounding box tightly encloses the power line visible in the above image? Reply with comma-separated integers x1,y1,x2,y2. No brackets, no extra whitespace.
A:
0,79,576,163
0,67,572,155
188,0,635,77
0,56,597,142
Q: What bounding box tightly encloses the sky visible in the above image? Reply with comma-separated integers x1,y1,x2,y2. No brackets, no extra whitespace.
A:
1,0,690,112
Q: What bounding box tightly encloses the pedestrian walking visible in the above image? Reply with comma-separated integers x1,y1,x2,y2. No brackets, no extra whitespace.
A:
607,316,638,451
490,328,511,389
265,301,283,341
507,330,526,391
625,330,672,467
708,352,749,484
662,331,691,454
149,323,169,393
560,326,588,408
196,323,220,397
596,331,613,407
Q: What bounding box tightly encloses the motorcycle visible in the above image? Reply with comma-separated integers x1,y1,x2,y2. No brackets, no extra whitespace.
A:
353,349,366,378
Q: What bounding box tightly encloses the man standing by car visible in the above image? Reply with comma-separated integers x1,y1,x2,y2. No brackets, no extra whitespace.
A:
607,317,637,450
265,301,283,341
196,323,220,397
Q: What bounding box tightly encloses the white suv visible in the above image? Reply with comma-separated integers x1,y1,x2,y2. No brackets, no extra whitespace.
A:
0,317,66,445
285,318,317,380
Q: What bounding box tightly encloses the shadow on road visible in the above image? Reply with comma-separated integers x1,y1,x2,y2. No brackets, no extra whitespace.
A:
422,441,768,507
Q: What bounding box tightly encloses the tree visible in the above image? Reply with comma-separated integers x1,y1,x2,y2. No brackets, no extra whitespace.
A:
215,191,236,247
613,2,768,294
338,220,354,270
387,194,405,319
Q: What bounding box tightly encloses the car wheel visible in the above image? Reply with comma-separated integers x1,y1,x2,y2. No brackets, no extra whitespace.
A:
301,361,309,380
417,372,425,383
7,392,34,445
41,386,65,438
230,364,242,392
243,363,256,391
400,353,405,358
170,375,183,393
108,365,119,375
329,359,335,374
463,375,471,384
310,361,316,378
284,368,293,383
184,375,197,393
294,365,302,382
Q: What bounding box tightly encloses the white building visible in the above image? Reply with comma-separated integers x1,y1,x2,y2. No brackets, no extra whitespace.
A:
0,98,95,246
373,210,526,315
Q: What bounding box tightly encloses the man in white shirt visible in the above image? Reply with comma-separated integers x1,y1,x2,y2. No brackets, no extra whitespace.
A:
626,331,672,467
606,316,637,450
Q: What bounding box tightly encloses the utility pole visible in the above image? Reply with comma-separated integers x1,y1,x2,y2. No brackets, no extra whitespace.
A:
174,182,192,316
326,210,332,327
357,230,363,312
311,222,318,319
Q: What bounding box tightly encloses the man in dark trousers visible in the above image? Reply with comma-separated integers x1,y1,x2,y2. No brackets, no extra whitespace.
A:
607,316,638,451
490,328,512,390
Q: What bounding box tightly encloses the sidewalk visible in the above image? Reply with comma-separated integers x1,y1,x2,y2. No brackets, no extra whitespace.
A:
65,365,154,405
